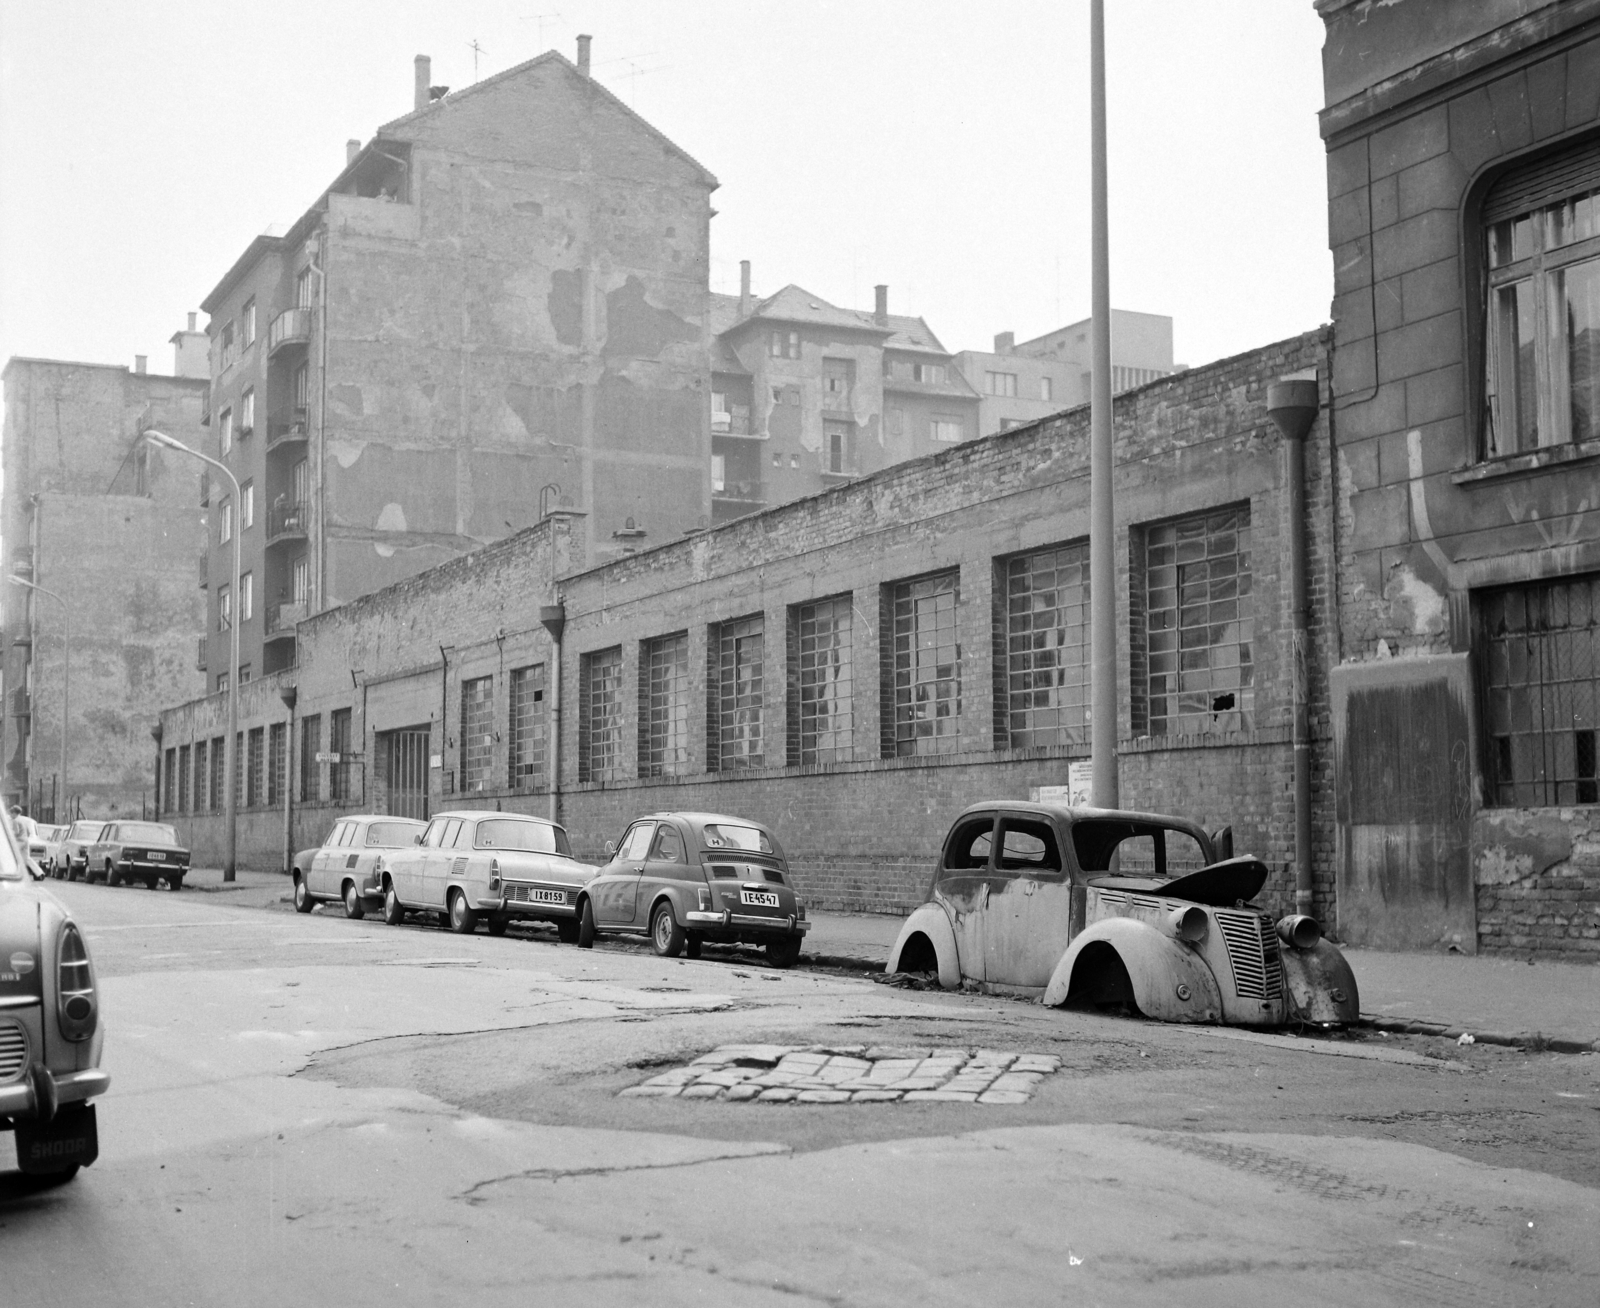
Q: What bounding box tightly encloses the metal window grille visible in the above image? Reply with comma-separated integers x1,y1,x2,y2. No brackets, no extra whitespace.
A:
235,732,245,810
884,571,961,757
713,616,764,769
1002,543,1090,748
163,749,176,816
509,665,547,790
1480,573,1600,807
1145,507,1254,736
247,728,264,808
301,715,321,803
458,679,492,793
639,634,691,778
177,745,191,815
578,648,624,783
379,728,431,821
329,709,354,802
792,597,853,765
268,723,286,807
211,736,225,812
193,741,207,811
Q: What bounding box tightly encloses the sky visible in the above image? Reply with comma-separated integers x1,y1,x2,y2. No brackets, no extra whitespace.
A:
0,0,1331,380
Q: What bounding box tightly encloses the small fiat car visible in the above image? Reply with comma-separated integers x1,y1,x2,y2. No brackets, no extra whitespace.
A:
0,818,109,1182
579,812,809,967
292,814,427,918
58,820,106,881
888,802,1358,1028
376,810,598,937
90,821,190,891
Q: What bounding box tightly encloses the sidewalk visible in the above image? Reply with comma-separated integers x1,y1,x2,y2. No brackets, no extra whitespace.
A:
182,865,291,909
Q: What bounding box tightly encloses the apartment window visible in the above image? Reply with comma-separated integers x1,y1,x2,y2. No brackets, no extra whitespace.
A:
242,298,256,346
578,648,625,783
790,596,853,765
639,632,691,778
1483,144,1600,457
1040,377,1054,402
240,388,255,436
268,722,286,806
508,664,547,790
711,454,726,493
825,424,849,474
239,663,251,683
710,616,764,769
178,745,191,814
460,677,493,793
931,415,963,443
240,572,253,622
985,371,1018,397
216,672,229,694
329,707,353,802
886,407,905,437
220,407,233,453
217,583,231,632
292,556,309,605
1144,505,1254,737
219,496,233,544
999,543,1090,749
292,457,308,505
883,570,961,757
294,362,309,411
297,267,314,310
1479,572,1600,807
301,714,322,802
913,362,948,384
769,330,800,359
220,321,235,368
240,481,254,530
210,736,225,812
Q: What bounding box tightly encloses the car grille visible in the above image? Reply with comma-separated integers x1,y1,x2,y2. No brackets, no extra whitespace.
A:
0,1020,27,1083
708,865,738,879
1215,910,1283,1000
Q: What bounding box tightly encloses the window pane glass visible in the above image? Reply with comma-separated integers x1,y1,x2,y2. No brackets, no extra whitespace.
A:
459,677,492,793
796,597,853,765
579,649,625,783
1493,280,1539,453
889,571,961,756
716,617,764,769
509,664,546,790
1004,543,1089,749
640,634,691,777
1558,257,1600,444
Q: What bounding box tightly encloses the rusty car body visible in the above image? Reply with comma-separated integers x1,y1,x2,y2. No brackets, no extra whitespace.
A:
887,801,1358,1027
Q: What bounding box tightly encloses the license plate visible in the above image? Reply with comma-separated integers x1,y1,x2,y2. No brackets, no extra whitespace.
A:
740,889,780,908
148,852,166,861
515,886,566,905
16,1104,98,1174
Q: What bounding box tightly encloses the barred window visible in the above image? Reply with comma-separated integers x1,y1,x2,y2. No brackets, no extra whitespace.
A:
1480,573,1600,807
268,722,286,806
330,708,354,802
178,745,191,814
884,570,961,757
1000,543,1090,748
579,648,625,783
509,665,547,790
711,616,764,769
460,677,493,793
211,736,225,812
790,596,853,765
1145,507,1253,736
301,715,321,803
163,748,176,816
640,633,691,778
193,741,207,811
247,727,264,808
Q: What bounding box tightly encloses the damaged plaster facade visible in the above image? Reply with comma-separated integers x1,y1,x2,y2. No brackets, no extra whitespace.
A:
1320,0,1600,958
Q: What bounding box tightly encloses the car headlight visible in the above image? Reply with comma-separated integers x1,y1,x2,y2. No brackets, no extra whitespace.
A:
1166,905,1208,943
57,922,97,1042
1276,915,1322,950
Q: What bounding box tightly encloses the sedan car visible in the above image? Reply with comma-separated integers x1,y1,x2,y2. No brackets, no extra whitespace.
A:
579,812,809,967
36,825,69,877
88,821,190,890
58,820,106,882
887,801,1358,1028
0,816,110,1183
376,810,598,937
292,815,427,918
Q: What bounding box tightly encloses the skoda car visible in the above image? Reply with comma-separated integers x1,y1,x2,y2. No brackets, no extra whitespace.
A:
578,812,809,967
0,815,109,1183
888,801,1358,1028
293,814,427,918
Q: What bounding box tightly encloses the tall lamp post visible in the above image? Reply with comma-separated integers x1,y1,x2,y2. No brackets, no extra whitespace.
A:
8,575,69,824
142,426,241,881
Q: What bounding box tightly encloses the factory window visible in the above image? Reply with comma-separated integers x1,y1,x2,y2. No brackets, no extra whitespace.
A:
268,722,286,806
329,710,355,802
301,715,322,803
459,677,493,793
219,407,233,453
210,736,225,812
1141,505,1254,737
178,745,191,814
710,615,764,770
1482,140,1600,458
882,570,961,757
931,416,963,443
163,749,176,816
247,727,264,808
985,371,1018,397
508,664,546,790
578,648,625,783
240,388,255,436
639,632,691,778
217,583,231,632
1478,572,1600,807
998,542,1091,749
789,595,853,766
242,298,256,346
240,572,253,622
193,740,208,810
1041,377,1054,402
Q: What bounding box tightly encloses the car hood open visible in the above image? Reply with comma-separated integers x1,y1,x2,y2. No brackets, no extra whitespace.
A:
1088,856,1270,907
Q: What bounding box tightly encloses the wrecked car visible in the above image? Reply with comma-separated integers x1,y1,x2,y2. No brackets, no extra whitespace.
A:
887,802,1358,1027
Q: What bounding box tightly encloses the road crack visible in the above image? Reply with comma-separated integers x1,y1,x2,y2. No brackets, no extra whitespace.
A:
456,1147,792,1204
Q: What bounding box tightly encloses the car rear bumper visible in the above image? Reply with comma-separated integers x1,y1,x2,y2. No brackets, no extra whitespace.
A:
477,897,577,917
0,1067,111,1122
119,862,187,875
686,910,810,933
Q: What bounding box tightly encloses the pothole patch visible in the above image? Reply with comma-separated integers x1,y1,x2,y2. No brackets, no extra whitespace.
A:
618,1044,1062,1105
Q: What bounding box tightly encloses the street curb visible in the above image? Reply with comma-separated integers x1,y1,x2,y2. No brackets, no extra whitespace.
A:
802,952,885,974
1356,1014,1598,1055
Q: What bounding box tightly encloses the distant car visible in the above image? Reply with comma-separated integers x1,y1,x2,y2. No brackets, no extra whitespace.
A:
58,821,107,882
580,812,809,967
292,815,427,918
375,810,598,937
36,825,69,877
20,822,58,873
0,812,110,1184
88,821,190,891
888,801,1358,1028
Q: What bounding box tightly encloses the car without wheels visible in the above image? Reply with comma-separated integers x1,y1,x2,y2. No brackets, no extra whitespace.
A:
57,821,106,882
375,811,598,937
88,821,190,890
579,812,809,967
888,801,1359,1028
292,815,427,918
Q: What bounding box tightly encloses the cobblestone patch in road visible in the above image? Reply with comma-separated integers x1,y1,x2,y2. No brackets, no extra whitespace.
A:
619,1044,1063,1105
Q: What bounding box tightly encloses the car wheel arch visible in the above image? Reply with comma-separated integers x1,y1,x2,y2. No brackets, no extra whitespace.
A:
1042,917,1222,1023
887,903,961,989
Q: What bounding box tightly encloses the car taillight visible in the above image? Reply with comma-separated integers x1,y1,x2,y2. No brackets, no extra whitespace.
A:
697,886,711,911
489,858,501,892
57,922,97,1042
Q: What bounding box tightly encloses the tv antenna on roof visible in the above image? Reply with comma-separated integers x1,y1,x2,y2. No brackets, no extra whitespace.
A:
520,12,562,48
468,39,489,81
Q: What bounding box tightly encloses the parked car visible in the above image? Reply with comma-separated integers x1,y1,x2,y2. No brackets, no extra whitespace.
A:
58,821,107,882
0,812,110,1183
580,812,810,967
292,815,427,918
21,822,60,873
87,822,190,891
36,825,70,877
887,801,1359,1028
375,810,598,937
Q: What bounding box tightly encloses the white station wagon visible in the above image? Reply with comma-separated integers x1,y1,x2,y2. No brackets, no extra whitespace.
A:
292,815,427,918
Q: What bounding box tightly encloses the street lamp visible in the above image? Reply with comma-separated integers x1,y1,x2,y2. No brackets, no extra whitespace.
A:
8,575,69,825
142,426,241,881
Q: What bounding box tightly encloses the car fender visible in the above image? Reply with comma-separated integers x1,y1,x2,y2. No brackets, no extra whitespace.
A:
1042,917,1222,1023
886,903,961,990
1279,938,1360,1025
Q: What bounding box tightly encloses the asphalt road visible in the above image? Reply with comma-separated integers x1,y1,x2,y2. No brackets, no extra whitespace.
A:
3,882,1597,1307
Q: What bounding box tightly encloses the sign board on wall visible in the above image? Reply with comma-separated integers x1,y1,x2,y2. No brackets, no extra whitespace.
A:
1030,762,1093,808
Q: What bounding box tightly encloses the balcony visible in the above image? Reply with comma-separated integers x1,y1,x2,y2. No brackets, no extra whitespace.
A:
266,500,308,546
266,410,309,454
267,308,312,358
264,601,305,645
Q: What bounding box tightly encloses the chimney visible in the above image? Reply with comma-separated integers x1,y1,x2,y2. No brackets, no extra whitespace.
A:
187,312,197,331
994,331,1014,355
414,55,431,111
739,260,752,317
874,284,888,327
577,35,592,77
134,354,147,376
171,313,208,379
346,138,361,165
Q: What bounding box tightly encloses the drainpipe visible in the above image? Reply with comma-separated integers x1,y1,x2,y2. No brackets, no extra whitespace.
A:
540,604,566,826
1267,376,1321,919
280,685,297,874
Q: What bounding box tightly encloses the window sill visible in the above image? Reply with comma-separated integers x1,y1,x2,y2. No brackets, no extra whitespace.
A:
1452,438,1600,486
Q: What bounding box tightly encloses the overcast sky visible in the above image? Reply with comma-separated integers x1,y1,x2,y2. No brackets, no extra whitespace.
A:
0,0,1330,380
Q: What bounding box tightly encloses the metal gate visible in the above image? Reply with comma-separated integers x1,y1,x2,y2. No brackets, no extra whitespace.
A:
380,727,431,821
